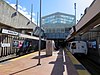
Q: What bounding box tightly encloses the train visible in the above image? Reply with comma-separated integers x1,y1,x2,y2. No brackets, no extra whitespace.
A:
67,41,88,55
16,33,46,56
67,40,100,65
0,30,46,58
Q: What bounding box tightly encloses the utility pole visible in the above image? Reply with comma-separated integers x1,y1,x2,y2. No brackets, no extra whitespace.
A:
27,4,33,25
37,0,42,65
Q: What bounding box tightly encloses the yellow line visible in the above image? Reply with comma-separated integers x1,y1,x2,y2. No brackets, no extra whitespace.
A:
65,49,91,75
77,70,91,75
9,52,38,61
66,49,80,64
0,65,3,66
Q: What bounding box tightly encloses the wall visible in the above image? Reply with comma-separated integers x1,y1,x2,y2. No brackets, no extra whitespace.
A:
0,0,36,30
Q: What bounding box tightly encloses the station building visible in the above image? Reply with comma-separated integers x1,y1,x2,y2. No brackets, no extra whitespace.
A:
41,12,76,47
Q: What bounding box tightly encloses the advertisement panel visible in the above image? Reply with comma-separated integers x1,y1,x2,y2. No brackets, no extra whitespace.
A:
13,40,23,48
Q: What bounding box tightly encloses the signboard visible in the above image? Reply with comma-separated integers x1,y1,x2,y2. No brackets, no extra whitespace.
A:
88,41,96,49
1,43,10,47
99,44,100,48
2,29,19,36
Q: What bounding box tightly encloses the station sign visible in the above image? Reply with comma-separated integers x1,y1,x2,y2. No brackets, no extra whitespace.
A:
2,29,19,36
1,43,10,47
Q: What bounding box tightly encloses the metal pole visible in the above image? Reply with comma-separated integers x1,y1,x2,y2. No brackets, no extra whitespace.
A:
37,12,39,26
31,4,33,22
74,3,76,24
16,0,18,14
37,0,42,65
31,4,33,36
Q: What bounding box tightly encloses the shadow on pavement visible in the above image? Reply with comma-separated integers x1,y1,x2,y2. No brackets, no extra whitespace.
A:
49,49,65,75
49,49,78,75
31,55,51,59
9,65,38,75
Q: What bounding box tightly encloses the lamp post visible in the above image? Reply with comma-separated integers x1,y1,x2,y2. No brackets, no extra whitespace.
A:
37,0,42,65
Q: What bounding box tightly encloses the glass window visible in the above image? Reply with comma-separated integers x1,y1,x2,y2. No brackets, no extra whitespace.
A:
57,28,60,33
52,29,55,33
48,29,51,33
61,29,65,33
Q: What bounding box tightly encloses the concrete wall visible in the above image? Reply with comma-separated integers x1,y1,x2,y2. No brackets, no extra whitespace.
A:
0,0,36,30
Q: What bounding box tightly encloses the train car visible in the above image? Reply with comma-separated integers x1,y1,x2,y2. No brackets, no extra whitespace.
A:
0,28,46,61
68,41,88,55
16,33,46,56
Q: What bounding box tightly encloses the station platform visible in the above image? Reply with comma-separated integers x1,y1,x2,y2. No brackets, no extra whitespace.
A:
0,49,90,75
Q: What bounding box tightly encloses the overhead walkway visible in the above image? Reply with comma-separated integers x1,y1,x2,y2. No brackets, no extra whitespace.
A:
0,49,90,75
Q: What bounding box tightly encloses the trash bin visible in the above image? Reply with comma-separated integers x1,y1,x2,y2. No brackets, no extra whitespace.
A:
46,40,53,56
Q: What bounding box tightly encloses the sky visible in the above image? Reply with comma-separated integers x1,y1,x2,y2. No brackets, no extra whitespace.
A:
5,0,94,23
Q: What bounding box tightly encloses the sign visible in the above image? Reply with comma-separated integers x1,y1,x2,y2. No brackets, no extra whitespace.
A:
88,41,96,48
99,44,100,48
1,43,10,47
2,29,19,35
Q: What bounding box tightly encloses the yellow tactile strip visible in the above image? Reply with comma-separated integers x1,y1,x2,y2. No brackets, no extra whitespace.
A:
0,51,38,67
9,50,46,62
65,49,91,75
9,52,38,61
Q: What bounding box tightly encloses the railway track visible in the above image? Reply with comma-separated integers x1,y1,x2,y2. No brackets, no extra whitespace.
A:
74,54,100,75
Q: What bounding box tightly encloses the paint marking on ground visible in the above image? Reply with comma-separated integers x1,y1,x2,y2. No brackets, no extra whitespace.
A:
66,50,80,64
63,50,68,75
77,70,91,75
65,49,90,75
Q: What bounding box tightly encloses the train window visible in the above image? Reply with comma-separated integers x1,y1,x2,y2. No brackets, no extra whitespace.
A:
68,43,70,47
71,43,76,49
82,46,84,48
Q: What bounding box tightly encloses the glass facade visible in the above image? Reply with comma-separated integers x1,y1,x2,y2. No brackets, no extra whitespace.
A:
42,12,75,26
42,12,75,39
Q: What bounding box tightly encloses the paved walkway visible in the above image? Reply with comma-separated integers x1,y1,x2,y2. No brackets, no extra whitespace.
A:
0,49,78,75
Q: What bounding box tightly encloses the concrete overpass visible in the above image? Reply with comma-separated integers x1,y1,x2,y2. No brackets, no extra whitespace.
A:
0,0,36,34
67,0,100,41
